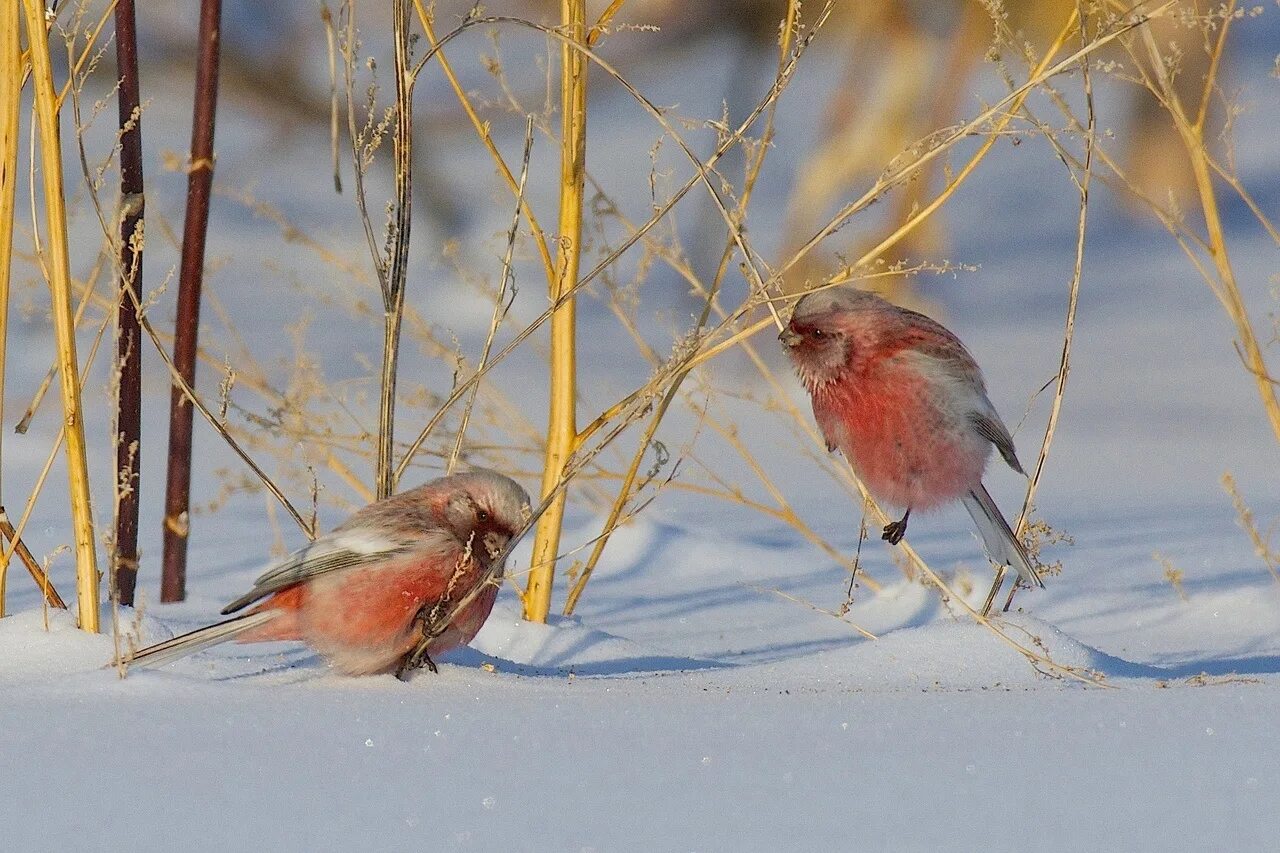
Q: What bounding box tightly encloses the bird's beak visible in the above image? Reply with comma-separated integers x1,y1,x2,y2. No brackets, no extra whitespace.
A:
778,327,802,348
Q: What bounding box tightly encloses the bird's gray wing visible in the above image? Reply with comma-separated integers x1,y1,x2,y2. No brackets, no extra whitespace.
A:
219,528,426,615
968,410,1024,475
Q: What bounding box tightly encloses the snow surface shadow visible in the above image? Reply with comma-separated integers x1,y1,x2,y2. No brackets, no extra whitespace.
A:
447,645,729,678
1083,650,1280,682
206,648,329,683
202,645,727,682
1141,654,1280,679
699,635,868,666
1001,616,1280,683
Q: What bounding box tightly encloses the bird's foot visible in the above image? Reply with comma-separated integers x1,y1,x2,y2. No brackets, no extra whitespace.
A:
395,645,439,681
396,607,442,681
881,509,911,545
881,521,906,545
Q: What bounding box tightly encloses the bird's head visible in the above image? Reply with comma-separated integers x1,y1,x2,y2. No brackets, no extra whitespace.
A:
440,470,533,563
780,285,884,390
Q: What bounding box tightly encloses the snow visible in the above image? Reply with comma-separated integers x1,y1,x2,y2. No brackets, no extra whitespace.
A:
6,509,1280,851
3,7,1280,852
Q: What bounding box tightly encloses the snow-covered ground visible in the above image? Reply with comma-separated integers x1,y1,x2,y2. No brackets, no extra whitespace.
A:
6,509,1280,851
3,6,1280,851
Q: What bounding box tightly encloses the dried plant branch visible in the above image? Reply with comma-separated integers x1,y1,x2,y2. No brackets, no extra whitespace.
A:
1134,3,1280,446
339,2,387,294
828,7,1081,285
21,0,100,632
128,286,314,537
448,118,532,474
0,299,111,600
1223,473,1280,586
413,1,557,285
396,5,837,481
14,251,107,434
50,0,120,111
742,582,877,641
0,513,67,610
987,2,1096,615
376,0,415,500
0,0,18,615
320,3,343,193
780,2,1168,290
565,0,806,615
587,0,628,46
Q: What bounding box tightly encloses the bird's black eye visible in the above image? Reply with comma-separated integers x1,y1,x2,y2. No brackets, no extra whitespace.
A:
811,328,825,338
477,509,491,523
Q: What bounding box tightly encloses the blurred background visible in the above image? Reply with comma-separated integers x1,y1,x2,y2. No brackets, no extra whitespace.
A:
5,0,1278,610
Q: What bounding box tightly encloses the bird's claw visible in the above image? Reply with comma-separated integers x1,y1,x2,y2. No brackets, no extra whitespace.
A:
396,607,441,681
882,519,907,545
395,644,439,681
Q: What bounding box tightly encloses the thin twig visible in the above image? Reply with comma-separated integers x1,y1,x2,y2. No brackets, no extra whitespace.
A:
987,3,1096,615
376,0,415,499
447,118,532,474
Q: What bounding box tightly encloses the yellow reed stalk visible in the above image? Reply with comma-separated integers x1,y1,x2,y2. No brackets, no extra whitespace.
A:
830,9,1080,286
779,2,1168,290
564,1,801,616
985,7,1098,615
0,310,111,610
1137,9,1280,446
586,0,627,45
524,0,588,623
412,1,557,286
0,0,19,615
21,0,100,632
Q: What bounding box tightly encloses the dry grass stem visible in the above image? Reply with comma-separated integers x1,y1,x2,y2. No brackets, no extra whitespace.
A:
1154,552,1189,602
0,512,67,610
743,582,877,641
778,3,1169,290
986,3,1097,615
129,290,314,537
564,0,805,615
447,119,533,475
1134,4,1280,447
320,3,343,193
0,0,18,615
1222,473,1280,586
21,0,100,632
525,0,588,623
0,304,114,604
375,0,415,500
414,1,558,284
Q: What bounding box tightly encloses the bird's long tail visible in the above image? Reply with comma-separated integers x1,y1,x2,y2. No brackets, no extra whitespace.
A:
127,611,279,669
962,484,1044,589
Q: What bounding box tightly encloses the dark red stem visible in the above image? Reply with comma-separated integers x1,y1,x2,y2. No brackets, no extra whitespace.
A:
113,0,143,606
161,0,222,603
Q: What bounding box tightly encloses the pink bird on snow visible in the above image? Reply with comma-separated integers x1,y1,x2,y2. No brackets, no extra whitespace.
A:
129,470,532,678
780,285,1043,589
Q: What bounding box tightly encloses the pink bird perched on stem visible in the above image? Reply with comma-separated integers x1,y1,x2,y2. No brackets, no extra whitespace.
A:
128,470,532,679
780,285,1043,590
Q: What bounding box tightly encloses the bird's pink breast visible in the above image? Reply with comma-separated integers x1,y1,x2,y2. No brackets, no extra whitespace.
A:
814,359,988,510
238,550,497,675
